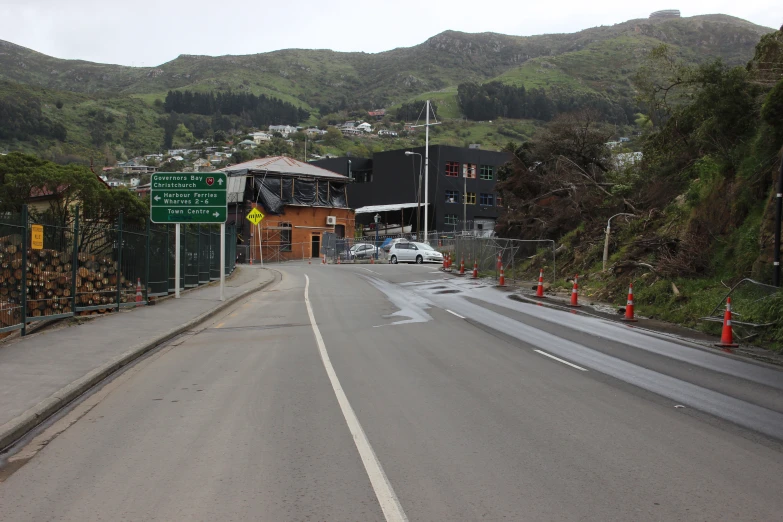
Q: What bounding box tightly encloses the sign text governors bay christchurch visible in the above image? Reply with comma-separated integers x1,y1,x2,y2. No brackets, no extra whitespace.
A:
150,172,228,223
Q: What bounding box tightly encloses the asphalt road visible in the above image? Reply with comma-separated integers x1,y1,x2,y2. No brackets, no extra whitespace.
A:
1,262,783,521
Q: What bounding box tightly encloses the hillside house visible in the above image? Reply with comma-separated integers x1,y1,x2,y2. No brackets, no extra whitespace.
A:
251,132,271,144
267,125,297,137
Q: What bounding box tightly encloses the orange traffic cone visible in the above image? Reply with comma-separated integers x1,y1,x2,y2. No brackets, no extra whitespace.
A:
446,253,452,270
622,283,637,322
249,257,253,265
472,260,478,279
498,265,506,287
569,274,580,307
322,254,326,265
534,269,546,298
370,255,374,264
135,278,143,305
715,297,739,348
459,257,465,276
442,254,447,271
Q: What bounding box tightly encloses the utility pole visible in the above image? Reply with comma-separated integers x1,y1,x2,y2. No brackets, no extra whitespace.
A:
774,149,783,286
410,100,441,242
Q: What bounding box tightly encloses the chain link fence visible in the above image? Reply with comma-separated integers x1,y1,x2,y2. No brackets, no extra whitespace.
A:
0,205,237,336
444,236,556,283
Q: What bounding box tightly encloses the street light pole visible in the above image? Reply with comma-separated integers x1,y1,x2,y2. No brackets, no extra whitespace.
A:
410,100,441,243
603,213,636,271
374,213,380,260
774,149,783,286
405,151,423,240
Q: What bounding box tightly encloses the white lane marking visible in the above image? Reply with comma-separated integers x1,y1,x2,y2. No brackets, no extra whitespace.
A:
446,309,466,319
358,267,381,275
534,349,588,371
304,275,408,522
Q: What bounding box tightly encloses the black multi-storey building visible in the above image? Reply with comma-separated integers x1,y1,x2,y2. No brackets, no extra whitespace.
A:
313,145,511,235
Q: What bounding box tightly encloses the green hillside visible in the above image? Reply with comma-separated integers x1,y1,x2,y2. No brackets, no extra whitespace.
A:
0,14,775,159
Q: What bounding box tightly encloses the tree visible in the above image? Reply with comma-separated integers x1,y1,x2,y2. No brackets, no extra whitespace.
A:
495,110,622,239
323,126,343,146
0,153,149,239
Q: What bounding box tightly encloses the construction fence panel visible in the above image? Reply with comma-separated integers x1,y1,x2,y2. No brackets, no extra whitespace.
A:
209,227,220,280
198,226,211,285
0,213,26,332
27,219,76,320
450,236,556,283
75,221,120,312
120,223,148,306
148,224,170,297
183,226,199,288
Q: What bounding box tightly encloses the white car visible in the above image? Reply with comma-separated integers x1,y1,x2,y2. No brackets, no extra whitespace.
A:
388,242,444,264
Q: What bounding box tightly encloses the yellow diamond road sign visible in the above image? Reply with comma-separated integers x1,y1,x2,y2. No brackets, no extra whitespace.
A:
246,208,265,225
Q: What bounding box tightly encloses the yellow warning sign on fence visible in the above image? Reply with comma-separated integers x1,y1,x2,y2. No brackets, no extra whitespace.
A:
31,224,44,250
246,208,265,225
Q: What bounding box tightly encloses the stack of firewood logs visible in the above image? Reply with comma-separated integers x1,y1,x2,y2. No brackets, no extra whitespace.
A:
0,240,136,326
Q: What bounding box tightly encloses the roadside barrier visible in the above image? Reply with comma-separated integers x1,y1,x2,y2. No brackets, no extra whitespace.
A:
534,269,546,298
622,283,637,322
569,274,580,307
716,297,739,347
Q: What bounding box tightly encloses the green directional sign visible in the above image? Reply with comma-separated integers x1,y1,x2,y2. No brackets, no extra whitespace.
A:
150,172,228,224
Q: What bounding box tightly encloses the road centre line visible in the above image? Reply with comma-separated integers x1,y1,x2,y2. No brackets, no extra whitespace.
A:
534,350,588,371
303,275,408,522
446,309,466,319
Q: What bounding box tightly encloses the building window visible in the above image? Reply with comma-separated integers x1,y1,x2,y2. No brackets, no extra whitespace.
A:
463,192,476,205
463,163,476,178
480,165,494,180
479,193,494,206
444,214,458,225
445,190,459,203
280,222,292,251
445,161,460,177
496,195,503,207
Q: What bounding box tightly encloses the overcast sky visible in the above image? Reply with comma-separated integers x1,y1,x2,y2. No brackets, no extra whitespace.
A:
2,0,780,66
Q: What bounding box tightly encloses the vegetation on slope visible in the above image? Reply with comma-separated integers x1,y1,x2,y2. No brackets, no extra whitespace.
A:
497,26,783,348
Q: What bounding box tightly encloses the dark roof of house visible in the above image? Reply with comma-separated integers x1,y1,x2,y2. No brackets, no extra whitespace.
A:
223,156,348,180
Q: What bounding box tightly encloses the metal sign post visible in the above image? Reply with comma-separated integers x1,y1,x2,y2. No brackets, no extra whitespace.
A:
175,223,181,298
151,172,228,300
220,223,225,301
245,208,265,267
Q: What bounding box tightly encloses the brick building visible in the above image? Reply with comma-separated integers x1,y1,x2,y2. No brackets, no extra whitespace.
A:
223,156,354,262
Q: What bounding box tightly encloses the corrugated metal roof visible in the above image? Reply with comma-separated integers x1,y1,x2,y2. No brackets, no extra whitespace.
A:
354,202,429,214
224,156,347,179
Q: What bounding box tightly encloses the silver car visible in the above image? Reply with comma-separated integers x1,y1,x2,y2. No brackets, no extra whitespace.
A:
388,242,444,264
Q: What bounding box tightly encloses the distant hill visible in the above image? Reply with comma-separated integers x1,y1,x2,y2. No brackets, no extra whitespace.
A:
0,14,775,158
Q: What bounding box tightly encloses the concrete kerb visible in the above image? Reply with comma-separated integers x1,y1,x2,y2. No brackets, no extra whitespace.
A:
0,269,281,452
